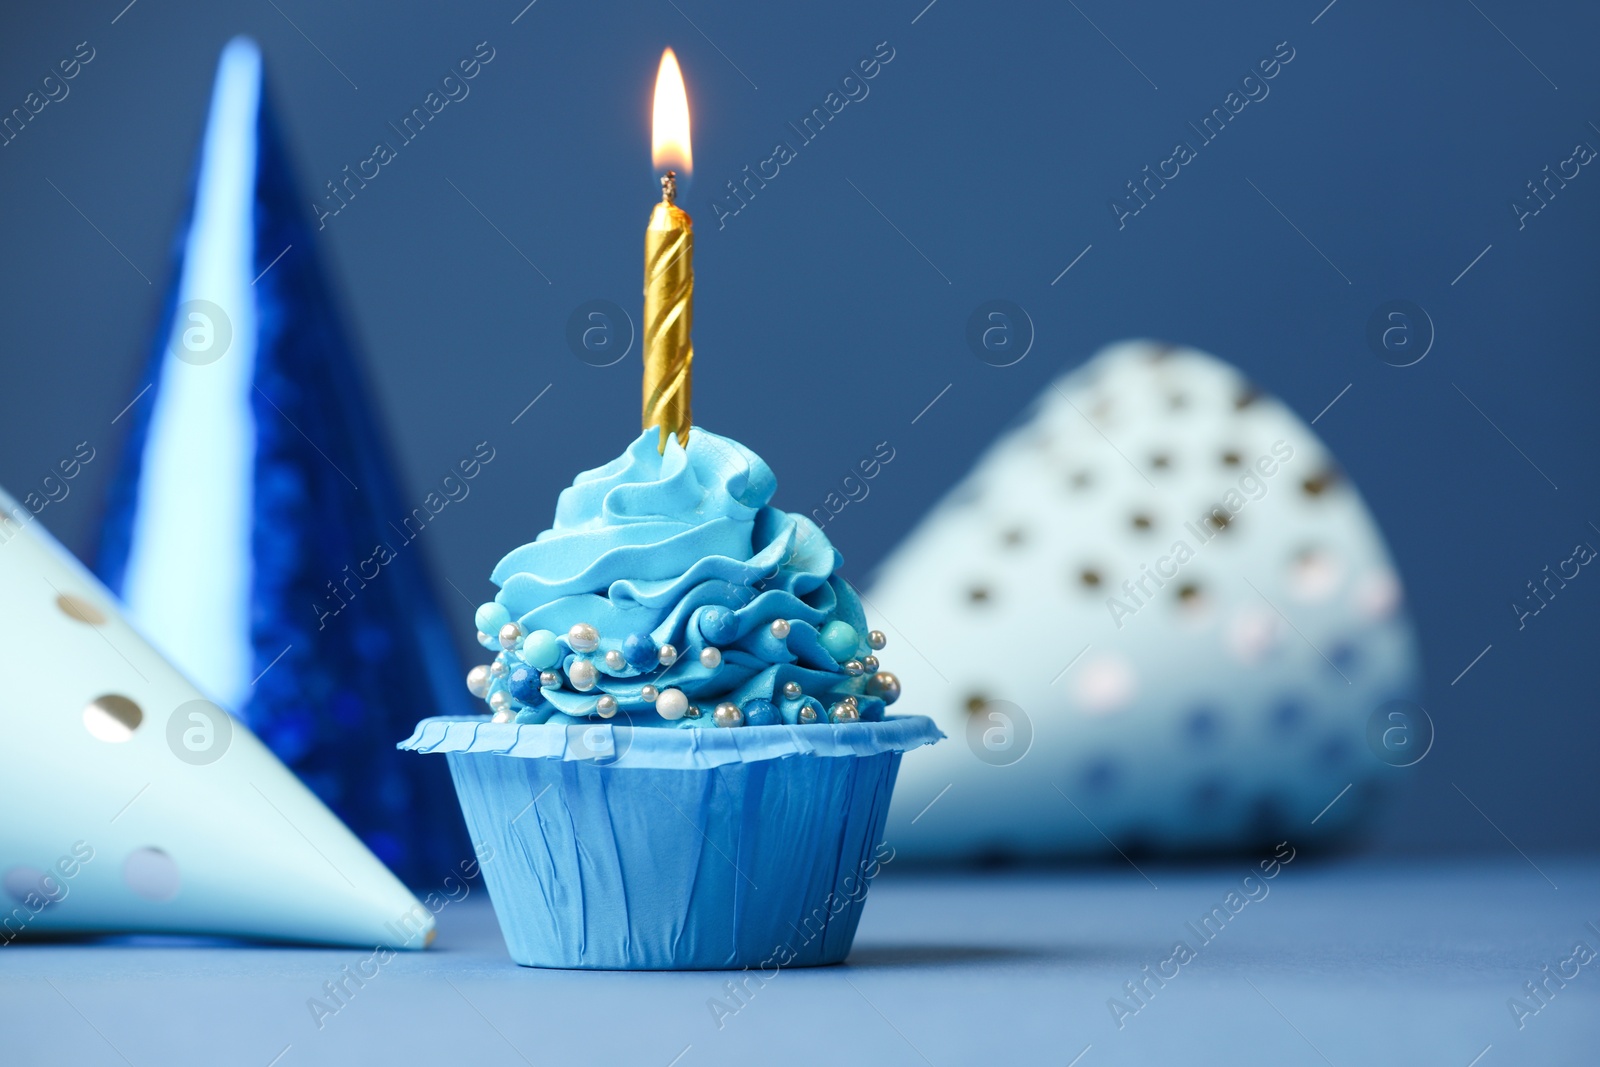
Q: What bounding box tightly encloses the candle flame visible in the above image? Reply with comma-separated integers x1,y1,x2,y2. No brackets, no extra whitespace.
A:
651,48,692,176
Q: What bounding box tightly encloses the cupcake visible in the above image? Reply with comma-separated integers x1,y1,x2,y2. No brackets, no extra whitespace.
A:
401,428,941,969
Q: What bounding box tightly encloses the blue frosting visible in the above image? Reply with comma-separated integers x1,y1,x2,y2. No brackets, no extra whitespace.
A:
479,429,885,727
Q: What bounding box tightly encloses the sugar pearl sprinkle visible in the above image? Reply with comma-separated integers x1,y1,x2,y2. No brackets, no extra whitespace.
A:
567,659,598,692
567,622,599,653
466,614,901,724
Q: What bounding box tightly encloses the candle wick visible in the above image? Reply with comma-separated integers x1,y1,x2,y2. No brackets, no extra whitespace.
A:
660,170,677,206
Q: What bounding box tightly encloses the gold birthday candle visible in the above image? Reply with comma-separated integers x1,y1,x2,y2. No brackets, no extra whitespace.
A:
643,48,694,453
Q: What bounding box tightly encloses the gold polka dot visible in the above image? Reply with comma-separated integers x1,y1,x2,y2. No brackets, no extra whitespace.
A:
1303,470,1338,496
964,695,990,715
1131,514,1153,531
56,594,107,626
1221,451,1242,467
83,695,142,742
1080,568,1102,588
967,586,992,604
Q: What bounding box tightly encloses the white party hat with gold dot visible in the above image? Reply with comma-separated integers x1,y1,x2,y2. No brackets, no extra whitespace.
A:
0,488,434,948
877,341,1421,860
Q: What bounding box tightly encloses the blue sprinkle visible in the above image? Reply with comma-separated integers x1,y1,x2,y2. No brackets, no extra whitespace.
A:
474,602,511,635
742,698,781,726
622,631,658,670
701,606,739,644
521,629,561,669
819,620,859,661
507,666,540,703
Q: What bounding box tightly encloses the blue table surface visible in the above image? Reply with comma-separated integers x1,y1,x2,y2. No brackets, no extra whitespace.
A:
2,855,1597,1066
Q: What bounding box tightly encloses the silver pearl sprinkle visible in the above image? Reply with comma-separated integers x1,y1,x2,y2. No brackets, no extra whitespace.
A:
782,681,803,699
867,629,887,651
713,702,743,728
830,702,860,724
488,691,512,714
539,669,561,688
658,643,679,666
640,684,660,703
567,622,600,653
700,646,722,669
798,705,819,724
498,622,524,650
568,659,599,691
686,705,702,719
603,649,627,672
867,670,902,705
862,655,879,673
490,659,509,679
466,665,491,698
844,659,865,676
596,695,618,719
769,619,791,639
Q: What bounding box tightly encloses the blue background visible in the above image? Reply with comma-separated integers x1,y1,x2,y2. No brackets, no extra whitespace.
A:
1,0,1594,857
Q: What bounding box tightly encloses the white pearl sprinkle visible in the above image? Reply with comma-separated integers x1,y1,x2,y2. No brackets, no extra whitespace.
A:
491,709,514,724
700,647,722,668
499,622,524,650
713,702,743,728
604,649,626,672
488,692,511,713
658,643,679,666
539,669,561,688
568,659,598,692
490,660,508,678
770,619,791,639
641,684,660,703
596,695,618,718
567,622,600,653
466,665,491,698
656,688,689,720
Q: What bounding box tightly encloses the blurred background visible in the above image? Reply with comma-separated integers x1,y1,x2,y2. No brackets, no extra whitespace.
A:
0,0,1594,858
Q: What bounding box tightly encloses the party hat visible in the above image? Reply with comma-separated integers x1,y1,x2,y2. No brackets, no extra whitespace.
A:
0,488,435,947
877,341,1422,861
94,37,474,886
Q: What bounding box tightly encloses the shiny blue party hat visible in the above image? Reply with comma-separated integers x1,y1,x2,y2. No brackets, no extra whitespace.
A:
95,37,474,886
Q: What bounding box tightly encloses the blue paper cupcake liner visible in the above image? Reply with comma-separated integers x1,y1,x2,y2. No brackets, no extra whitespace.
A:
400,715,942,970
